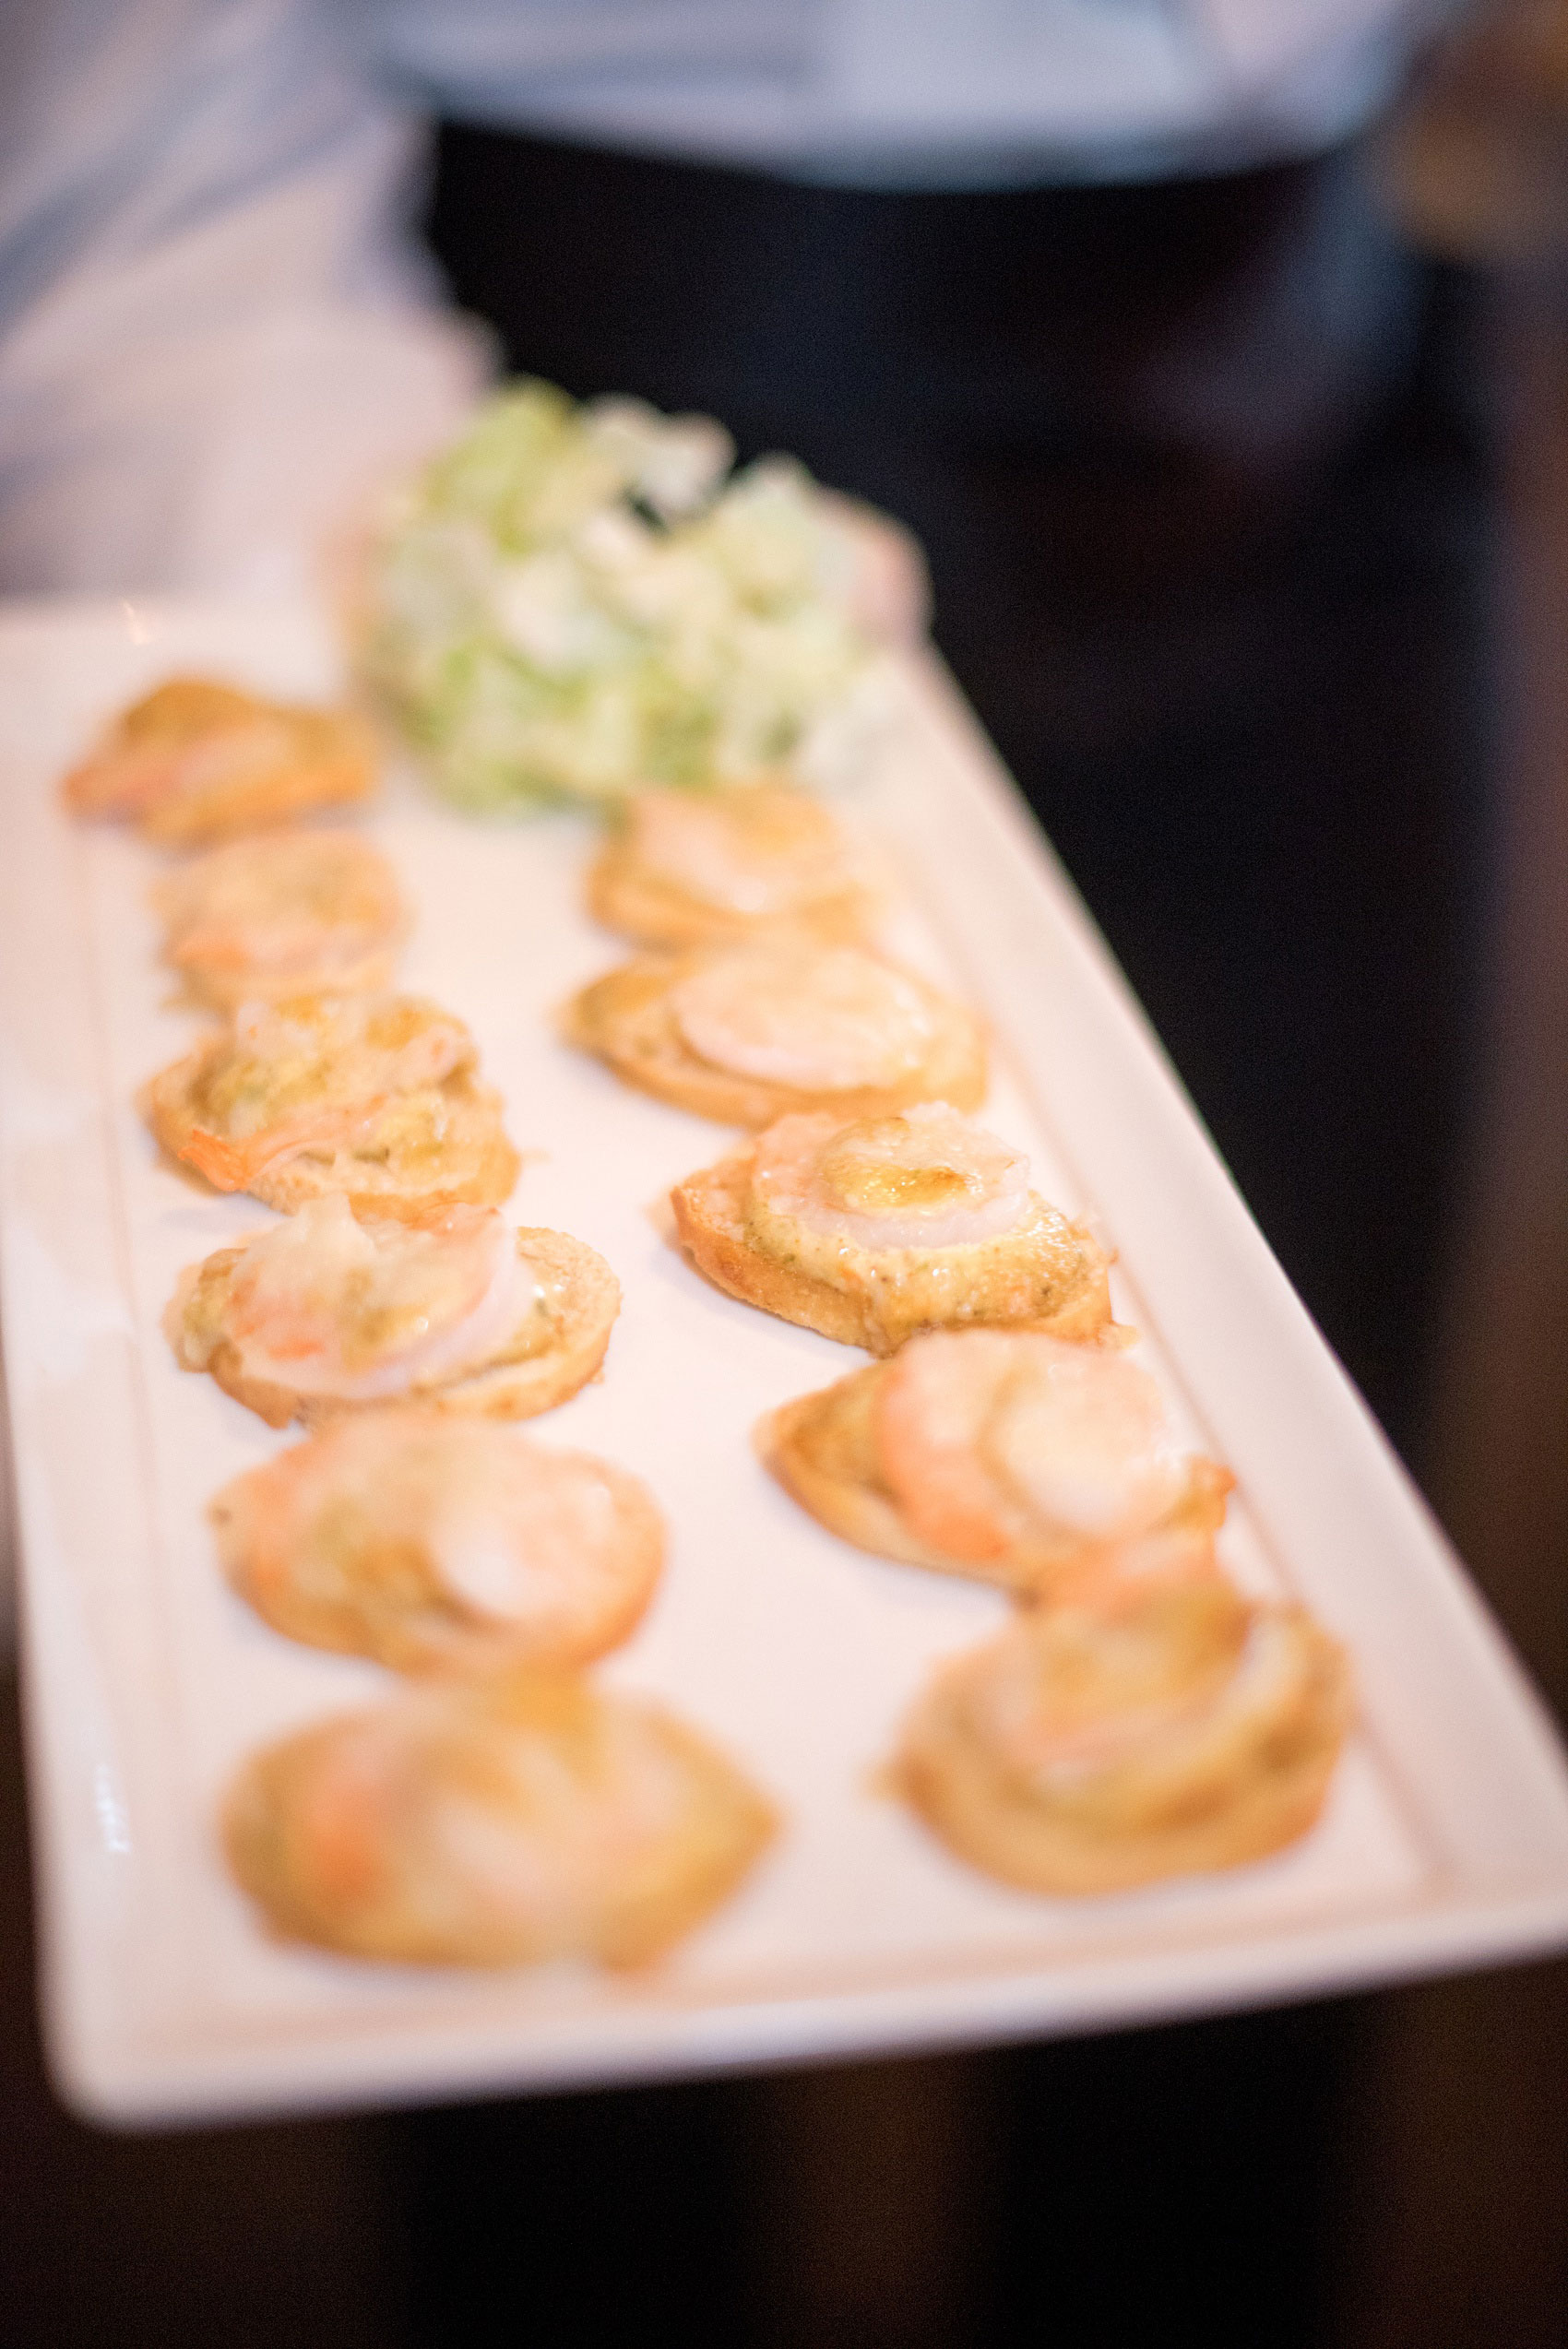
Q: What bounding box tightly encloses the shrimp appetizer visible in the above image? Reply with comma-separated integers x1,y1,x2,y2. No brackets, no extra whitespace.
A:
671,1103,1112,1354
141,991,518,1216
890,1581,1351,1896
152,830,409,1011
563,936,985,1128
586,784,878,949
760,1330,1232,1598
165,1194,619,1429
223,1668,778,1967
211,1410,663,1674
62,676,376,847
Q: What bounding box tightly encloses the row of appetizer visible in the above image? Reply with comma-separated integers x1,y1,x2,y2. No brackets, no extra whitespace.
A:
66,680,774,1967
61,672,1351,1967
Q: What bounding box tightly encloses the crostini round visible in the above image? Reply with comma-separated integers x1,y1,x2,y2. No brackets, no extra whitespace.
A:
586,784,878,949
62,676,376,846
140,991,518,1217
165,1195,619,1429
759,1329,1231,1597
224,1667,779,1968
890,1581,1351,1896
211,1410,664,1674
672,1104,1113,1354
152,830,409,1010
564,936,985,1128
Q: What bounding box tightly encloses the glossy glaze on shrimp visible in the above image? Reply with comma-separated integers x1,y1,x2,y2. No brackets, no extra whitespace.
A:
750,1105,1029,1256
673,1103,1114,1354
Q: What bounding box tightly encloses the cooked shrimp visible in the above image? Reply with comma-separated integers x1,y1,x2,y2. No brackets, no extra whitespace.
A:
211,1410,664,1674
751,1104,1030,1256
669,941,936,1090
892,1583,1353,1894
152,831,409,1009
674,1101,1111,1353
875,1330,1191,1562
629,787,854,917
61,677,376,844
168,1199,619,1428
223,1668,779,1966
202,1194,529,1405
565,938,985,1126
140,991,516,1212
62,680,262,818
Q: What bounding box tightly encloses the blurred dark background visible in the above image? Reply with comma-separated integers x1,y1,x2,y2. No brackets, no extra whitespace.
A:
5,7,1568,2343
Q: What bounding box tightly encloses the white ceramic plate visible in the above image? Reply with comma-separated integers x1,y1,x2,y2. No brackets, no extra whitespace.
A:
4,594,1568,2128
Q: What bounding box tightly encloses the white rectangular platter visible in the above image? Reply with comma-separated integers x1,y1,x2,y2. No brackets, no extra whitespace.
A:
5,593,1568,2129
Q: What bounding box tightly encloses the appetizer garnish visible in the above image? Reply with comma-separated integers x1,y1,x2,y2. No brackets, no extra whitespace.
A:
890,1582,1351,1896
152,830,409,1010
224,1668,778,1967
165,1195,618,1428
564,938,985,1127
671,1103,1112,1353
365,378,884,811
586,784,876,949
212,1410,663,1674
140,991,517,1216
760,1329,1232,1596
62,676,375,846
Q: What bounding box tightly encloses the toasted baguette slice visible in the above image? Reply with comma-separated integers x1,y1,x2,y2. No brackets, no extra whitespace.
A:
584,782,882,951
167,1227,620,1430
246,1079,520,1218
562,943,985,1128
151,831,409,1012
671,1147,1112,1354
586,842,874,950
890,1586,1352,1896
758,1362,1232,1597
140,999,518,1219
62,676,377,846
210,1411,665,1675
224,1667,779,1968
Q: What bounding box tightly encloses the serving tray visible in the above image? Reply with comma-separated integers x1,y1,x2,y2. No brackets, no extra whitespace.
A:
4,593,1567,2128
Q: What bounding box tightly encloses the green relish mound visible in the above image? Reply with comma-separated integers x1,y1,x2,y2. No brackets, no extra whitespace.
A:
364,379,889,813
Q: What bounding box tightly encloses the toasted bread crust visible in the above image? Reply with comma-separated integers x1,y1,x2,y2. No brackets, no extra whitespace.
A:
891,1602,1352,1895
585,838,874,951
671,1149,1112,1355
757,1365,1231,1596
562,946,986,1128
168,1228,620,1430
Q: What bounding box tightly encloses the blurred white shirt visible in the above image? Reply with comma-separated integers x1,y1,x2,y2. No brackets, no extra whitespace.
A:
0,0,1429,595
